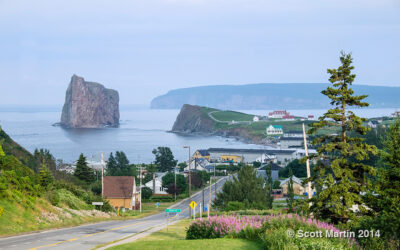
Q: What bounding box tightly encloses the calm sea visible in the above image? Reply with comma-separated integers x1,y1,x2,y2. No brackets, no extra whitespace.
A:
0,107,395,164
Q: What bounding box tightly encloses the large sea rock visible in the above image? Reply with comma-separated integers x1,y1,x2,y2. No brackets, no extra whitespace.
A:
60,75,120,128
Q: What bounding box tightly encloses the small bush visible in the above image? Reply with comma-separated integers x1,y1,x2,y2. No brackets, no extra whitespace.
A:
0,205,3,217
149,195,173,202
225,201,245,211
46,190,60,206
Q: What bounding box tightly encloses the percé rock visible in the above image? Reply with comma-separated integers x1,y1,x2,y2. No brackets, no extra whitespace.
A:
60,75,120,128
171,104,215,134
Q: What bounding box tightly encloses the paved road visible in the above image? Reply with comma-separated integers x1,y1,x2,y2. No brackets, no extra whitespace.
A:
0,175,232,250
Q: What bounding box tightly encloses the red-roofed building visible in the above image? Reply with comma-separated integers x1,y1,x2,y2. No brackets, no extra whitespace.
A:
268,110,288,119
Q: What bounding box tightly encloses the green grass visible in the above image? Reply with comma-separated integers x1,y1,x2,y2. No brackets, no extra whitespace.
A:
108,219,262,250
210,111,254,122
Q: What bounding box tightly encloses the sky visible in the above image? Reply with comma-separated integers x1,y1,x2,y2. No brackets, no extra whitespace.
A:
0,0,399,106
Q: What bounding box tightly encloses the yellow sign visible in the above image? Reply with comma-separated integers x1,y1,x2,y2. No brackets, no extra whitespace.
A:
189,201,197,209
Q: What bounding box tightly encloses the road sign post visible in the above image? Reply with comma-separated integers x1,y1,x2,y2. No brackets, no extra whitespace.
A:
189,201,197,220
200,202,202,218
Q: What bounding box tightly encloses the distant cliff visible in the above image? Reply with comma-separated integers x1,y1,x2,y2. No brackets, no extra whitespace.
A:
171,104,268,144
171,104,216,134
60,75,120,128
151,83,400,110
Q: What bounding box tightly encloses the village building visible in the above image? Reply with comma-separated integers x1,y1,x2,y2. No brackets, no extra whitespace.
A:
280,137,304,149
144,172,168,195
307,115,315,120
280,175,304,195
257,163,280,181
184,158,210,172
266,125,283,135
193,149,211,161
103,176,140,210
206,148,297,165
281,114,295,121
392,111,400,117
367,120,380,128
253,116,259,122
268,110,288,119
283,131,304,138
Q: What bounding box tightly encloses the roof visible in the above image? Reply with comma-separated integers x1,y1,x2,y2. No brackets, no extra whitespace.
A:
197,149,210,156
103,176,135,198
260,163,281,171
369,120,379,125
280,137,304,141
207,148,295,155
267,125,282,129
286,130,303,134
280,176,303,186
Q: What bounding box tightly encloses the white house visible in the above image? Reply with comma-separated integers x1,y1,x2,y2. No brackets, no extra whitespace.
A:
144,173,168,195
266,125,283,135
184,158,210,172
367,120,380,128
253,116,259,122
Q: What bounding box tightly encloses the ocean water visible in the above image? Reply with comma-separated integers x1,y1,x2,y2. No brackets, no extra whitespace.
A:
0,107,395,164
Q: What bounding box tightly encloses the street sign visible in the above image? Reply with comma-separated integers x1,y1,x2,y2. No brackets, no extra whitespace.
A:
165,209,181,213
204,206,208,212
156,202,159,207
92,202,104,206
189,201,197,209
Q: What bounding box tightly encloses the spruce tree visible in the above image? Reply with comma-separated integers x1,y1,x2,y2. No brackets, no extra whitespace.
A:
106,153,117,176
74,153,95,184
265,165,273,209
286,168,294,211
39,164,54,190
307,51,378,224
364,119,400,244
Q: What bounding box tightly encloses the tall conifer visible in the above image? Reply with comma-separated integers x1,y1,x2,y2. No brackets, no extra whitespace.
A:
307,51,378,224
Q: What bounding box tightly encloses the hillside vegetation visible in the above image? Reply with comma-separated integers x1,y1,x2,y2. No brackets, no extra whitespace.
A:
0,127,114,236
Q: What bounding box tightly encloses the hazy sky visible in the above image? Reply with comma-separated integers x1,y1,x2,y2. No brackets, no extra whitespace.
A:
0,0,399,106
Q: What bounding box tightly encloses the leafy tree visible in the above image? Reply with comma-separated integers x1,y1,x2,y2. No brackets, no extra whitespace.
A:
33,149,57,173
141,187,153,199
191,171,210,188
39,164,54,190
362,119,400,246
265,166,273,209
253,161,261,168
74,153,95,184
306,52,378,224
279,159,314,178
287,168,294,211
273,180,281,189
161,171,187,195
152,147,177,172
0,141,5,158
214,165,267,210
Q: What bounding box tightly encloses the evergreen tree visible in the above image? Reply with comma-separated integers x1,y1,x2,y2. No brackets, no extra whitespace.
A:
152,147,178,172
39,164,54,190
363,119,400,245
106,153,117,175
287,168,294,211
265,165,273,209
74,153,95,184
307,51,378,224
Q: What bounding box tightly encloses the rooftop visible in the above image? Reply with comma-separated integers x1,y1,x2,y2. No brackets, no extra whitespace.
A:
103,176,135,198
207,148,295,155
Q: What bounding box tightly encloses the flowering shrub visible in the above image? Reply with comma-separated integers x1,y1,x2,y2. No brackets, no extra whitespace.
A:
186,214,360,249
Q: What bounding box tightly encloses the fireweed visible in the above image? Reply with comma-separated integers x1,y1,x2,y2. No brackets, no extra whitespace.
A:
186,214,360,249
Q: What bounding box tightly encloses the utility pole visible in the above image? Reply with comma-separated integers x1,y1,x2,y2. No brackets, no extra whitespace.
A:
183,146,191,197
208,176,212,218
214,164,216,197
101,152,104,197
302,123,312,202
174,167,177,201
140,163,142,213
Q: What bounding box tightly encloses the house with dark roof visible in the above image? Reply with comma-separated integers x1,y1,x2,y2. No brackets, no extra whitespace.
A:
367,120,380,128
258,163,281,181
103,176,139,210
193,149,210,161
